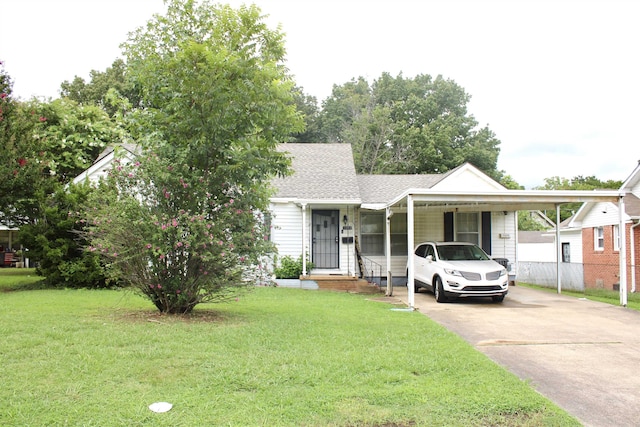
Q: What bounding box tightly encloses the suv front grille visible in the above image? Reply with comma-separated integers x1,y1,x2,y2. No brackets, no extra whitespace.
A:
460,271,481,281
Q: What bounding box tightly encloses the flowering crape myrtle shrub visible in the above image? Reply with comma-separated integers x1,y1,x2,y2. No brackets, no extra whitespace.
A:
84,146,275,314
80,1,302,314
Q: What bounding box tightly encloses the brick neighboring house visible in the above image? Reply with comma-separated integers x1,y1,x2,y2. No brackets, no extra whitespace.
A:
567,162,640,291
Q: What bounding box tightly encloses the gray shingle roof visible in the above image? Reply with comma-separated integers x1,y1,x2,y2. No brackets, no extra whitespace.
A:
518,230,556,244
273,143,361,201
357,174,445,205
624,193,640,217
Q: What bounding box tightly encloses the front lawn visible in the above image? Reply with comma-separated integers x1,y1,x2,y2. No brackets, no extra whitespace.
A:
0,286,579,426
0,268,45,291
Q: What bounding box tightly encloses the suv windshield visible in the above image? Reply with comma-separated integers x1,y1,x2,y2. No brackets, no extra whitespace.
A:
436,244,490,261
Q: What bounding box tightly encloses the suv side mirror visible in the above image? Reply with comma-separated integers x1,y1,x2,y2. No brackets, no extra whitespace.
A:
426,255,433,262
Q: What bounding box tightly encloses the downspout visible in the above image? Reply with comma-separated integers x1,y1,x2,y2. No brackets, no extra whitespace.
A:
556,204,562,294
619,196,627,306
301,203,308,276
385,206,393,296
631,220,640,293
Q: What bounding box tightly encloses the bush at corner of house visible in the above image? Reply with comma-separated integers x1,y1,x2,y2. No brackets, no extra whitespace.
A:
274,255,314,279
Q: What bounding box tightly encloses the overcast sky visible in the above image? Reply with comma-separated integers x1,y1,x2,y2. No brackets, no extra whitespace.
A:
2,0,638,188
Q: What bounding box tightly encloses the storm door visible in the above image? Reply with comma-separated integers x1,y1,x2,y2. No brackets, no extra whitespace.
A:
312,210,339,269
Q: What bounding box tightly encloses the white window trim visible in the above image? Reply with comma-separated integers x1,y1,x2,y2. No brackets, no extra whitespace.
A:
594,226,604,251
613,224,620,252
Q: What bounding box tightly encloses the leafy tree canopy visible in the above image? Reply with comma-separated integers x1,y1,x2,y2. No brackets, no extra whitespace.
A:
60,59,142,117
317,72,503,178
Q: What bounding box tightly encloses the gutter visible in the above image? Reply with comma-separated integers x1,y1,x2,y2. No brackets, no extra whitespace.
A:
631,219,640,293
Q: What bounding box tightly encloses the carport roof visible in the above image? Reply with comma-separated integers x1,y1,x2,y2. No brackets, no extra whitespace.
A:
382,189,622,212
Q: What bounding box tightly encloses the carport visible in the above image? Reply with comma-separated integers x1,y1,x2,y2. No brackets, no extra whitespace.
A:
378,189,625,308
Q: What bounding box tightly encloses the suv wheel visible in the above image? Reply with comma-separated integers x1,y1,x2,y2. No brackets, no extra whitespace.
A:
434,276,447,303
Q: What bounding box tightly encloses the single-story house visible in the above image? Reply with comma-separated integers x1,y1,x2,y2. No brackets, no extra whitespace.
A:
271,143,519,283
73,142,625,306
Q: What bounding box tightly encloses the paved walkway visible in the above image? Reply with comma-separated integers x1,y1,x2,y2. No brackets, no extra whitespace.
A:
392,285,640,427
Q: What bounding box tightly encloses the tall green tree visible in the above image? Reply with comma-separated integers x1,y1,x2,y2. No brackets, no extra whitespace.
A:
0,62,56,227
60,59,142,117
289,86,324,142
535,175,623,223
83,0,303,314
319,73,503,178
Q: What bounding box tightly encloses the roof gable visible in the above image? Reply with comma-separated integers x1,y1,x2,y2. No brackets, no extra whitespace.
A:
621,161,640,195
431,163,505,191
72,144,139,185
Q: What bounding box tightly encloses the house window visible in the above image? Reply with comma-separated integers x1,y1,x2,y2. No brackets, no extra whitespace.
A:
360,212,408,256
361,212,384,255
594,227,604,251
562,242,570,263
390,213,407,256
613,225,620,251
456,212,479,245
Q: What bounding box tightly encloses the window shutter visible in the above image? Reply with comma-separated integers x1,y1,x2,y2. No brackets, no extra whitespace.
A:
481,211,491,254
444,212,454,242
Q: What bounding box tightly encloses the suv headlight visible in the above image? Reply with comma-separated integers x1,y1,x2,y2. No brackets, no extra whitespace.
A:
499,269,507,277
444,269,462,277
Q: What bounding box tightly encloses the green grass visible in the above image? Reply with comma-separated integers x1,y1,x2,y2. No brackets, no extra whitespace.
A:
0,286,579,426
0,268,45,291
519,282,640,311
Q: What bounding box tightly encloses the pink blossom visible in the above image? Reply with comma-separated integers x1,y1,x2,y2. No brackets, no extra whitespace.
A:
113,252,118,257
157,284,162,289
172,218,178,227
161,224,167,230
159,254,165,260
176,242,183,247
176,289,181,294
229,199,234,204
146,244,152,249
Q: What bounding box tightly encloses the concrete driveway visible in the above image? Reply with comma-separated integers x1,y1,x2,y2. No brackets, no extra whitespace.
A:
393,285,640,427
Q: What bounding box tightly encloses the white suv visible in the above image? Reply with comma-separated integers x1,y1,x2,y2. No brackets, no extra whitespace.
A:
409,242,508,303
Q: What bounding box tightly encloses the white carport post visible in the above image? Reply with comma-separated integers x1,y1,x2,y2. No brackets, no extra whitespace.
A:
385,206,393,296
407,195,415,309
301,203,308,276
556,204,562,294
619,196,628,306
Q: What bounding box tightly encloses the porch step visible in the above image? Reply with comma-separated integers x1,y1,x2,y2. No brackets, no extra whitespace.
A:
300,275,383,294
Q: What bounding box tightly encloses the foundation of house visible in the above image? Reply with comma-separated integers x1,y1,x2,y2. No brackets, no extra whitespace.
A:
300,275,383,294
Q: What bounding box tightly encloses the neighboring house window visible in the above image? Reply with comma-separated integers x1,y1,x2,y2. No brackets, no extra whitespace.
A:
361,212,384,255
456,212,479,245
562,242,570,263
594,227,604,251
390,213,408,256
613,225,620,251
